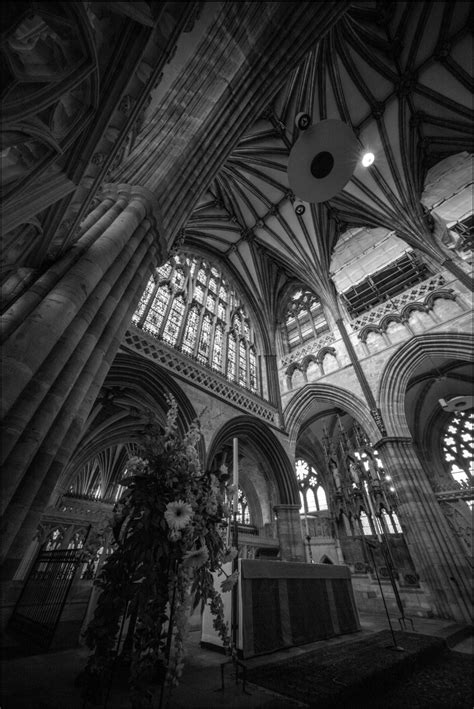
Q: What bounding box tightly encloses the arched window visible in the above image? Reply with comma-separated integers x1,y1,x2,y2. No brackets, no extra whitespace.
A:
284,289,329,351
295,459,328,513
212,324,224,369
442,410,473,485
237,489,250,525
142,284,170,337
182,306,199,354
198,314,212,363
239,340,247,386
132,254,260,392
227,333,237,381
163,296,185,345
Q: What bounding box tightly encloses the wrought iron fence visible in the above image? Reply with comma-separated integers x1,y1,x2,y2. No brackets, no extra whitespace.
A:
9,548,83,648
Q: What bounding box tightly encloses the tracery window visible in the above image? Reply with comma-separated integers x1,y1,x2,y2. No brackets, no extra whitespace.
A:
442,410,474,489
285,289,329,351
142,285,170,337
296,459,328,513
212,324,224,370
236,489,250,525
182,307,199,354
162,296,184,345
131,254,259,392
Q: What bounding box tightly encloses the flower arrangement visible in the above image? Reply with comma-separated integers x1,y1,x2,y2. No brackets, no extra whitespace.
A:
77,396,238,708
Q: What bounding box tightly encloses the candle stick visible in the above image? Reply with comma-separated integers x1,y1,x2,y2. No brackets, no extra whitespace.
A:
233,437,239,515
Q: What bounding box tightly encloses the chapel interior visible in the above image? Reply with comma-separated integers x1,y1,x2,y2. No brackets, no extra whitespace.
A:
1,0,473,691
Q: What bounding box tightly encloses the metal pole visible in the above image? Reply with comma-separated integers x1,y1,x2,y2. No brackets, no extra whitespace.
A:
367,543,404,652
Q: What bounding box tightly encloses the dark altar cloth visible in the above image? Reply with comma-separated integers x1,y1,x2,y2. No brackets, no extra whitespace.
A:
240,560,360,658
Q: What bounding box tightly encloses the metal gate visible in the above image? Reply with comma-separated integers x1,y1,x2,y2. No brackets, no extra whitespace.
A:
9,548,82,648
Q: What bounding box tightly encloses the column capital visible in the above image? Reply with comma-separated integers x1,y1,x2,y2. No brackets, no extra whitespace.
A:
101,182,166,264
102,183,162,228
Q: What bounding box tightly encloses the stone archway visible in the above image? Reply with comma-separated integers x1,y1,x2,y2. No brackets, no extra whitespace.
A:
378,332,473,437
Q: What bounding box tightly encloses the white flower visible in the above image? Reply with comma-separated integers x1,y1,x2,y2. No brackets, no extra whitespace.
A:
164,500,194,530
182,547,209,569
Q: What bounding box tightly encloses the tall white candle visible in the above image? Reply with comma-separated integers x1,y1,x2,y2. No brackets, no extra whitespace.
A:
233,437,239,515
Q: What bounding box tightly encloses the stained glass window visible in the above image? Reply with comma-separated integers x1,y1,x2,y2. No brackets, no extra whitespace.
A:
142,285,170,336
198,314,212,362
227,334,236,381
157,263,172,280
206,294,215,313
249,348,257,389
194,284,204,304
163,296,184,345
209,278,217,293
131,255,259,392
295,459,328,513
284,289,329,351
212,324,223,369
171,268,185,290
237,489,250,525
442,410,473,484
217,300,226,321
182,307,199,354
239,341,246,386
219,286,228,303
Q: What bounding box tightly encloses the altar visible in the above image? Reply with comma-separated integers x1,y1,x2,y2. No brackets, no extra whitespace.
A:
202,559,360,658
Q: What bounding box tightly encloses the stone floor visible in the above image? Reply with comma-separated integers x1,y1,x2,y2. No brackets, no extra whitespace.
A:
0,612,472,709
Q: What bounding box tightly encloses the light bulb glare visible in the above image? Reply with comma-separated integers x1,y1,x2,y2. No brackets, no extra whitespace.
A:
362,152,375,167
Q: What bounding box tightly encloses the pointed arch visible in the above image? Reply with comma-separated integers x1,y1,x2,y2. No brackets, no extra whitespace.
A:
378,332,474,437
284,382,380,446
206,415,298,505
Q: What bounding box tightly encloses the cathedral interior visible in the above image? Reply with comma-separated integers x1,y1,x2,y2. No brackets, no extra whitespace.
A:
1,0,473,698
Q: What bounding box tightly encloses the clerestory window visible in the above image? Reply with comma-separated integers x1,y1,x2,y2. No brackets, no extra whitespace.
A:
131,254,259,393
284,289,329,351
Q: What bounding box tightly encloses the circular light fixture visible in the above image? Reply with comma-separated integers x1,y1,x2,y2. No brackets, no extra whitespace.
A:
361,152,375,167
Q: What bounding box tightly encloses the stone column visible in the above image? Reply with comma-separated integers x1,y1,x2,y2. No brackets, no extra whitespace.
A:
0,184,165,577
376,437,472,623
274,504,305,562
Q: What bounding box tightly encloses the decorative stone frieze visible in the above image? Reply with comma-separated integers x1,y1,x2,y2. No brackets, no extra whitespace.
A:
123,327,279,425
350,274,450,334
280,332,336,368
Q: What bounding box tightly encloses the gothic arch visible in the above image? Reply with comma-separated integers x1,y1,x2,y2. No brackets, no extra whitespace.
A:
56,350,198,497
284,382,380,447
206,416,298,506
378,333,474,437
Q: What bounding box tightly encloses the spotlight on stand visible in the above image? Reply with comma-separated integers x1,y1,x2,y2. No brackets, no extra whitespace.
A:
361,151,375,167
288,119,359,204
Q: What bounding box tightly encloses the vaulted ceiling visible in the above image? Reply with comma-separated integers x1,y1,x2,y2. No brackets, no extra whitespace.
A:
183,1,472,319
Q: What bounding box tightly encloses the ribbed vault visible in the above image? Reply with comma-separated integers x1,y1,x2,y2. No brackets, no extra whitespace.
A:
181,1,471,315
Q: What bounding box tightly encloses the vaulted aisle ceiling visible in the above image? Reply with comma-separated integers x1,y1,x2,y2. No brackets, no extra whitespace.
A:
183,1,472,312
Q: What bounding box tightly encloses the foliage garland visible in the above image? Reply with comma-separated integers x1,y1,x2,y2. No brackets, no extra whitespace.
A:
77,396,237,708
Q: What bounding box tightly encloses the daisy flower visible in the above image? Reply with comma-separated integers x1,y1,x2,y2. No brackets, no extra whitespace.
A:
164,500,194,530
